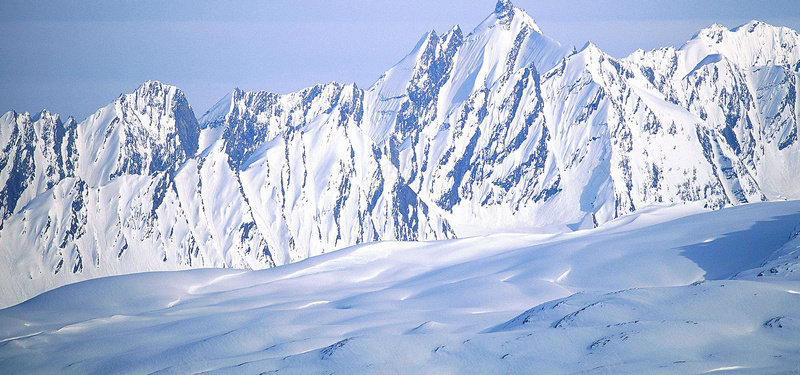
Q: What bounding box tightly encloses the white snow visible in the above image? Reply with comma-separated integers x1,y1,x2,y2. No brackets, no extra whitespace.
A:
1,5,800,373
1,201,800,373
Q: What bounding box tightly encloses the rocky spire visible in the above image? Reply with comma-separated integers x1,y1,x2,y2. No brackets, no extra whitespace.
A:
495,0,514,19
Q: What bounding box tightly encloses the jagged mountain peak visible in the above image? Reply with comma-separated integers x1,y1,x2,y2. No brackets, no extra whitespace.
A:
115,81,199,149
130,80,173,99
733,20,775,33
200,83,337,130
493,0,542,34
578,41,600,54
495,0,514,19
412,27,464,56
362,0,566,143
0,109,69,132
137,79,178,93
702,22,727,32
681,20,800,69
0,110,24,145
31,109,59,123
6,109,28,121
121,80,191,116
0,109,17,122
426,29,438,41
734,19,800,42
198,89,238,129
576,41,619,66
477,0,542,35
440,25,464,49
566,41,618,77
626,20,800,82
69,80,200,185
490,0,544,34
3,4,800,313
30,110,69,138
692,20,798,40
689,22,735,45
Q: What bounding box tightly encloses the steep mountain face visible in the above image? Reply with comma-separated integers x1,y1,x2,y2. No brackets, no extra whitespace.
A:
196,83,453,265
626,21,800,200
363,4,575,234
0,110,78,222
2,1,800,307
358,3,800,234
0,82,217,305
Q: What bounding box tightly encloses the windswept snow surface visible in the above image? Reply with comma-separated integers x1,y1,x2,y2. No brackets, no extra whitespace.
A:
2,201,800,373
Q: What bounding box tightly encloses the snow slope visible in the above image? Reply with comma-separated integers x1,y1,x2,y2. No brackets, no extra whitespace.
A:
1,201,800,373
2,0,800,308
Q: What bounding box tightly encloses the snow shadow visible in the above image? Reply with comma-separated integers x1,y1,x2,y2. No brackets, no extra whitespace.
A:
681,212,800,280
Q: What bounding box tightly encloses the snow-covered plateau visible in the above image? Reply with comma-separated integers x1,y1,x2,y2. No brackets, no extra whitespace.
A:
2,201,800,373
2,0,800,371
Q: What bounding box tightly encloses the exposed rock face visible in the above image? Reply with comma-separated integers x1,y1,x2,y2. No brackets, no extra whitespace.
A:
2,2,800,306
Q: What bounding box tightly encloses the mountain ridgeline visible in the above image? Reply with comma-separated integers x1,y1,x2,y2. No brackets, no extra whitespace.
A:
2,0,800,306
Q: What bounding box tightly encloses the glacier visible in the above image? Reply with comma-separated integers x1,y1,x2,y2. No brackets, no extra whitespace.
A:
1,0,800,313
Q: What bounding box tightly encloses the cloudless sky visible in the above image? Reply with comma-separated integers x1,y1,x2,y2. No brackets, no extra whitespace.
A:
2,0,799,121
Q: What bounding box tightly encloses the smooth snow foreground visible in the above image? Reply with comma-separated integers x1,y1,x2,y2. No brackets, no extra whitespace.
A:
5,2,800,308
2,201,800,374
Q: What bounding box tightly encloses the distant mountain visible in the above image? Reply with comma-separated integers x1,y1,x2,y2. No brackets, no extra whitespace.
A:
2,0,800,307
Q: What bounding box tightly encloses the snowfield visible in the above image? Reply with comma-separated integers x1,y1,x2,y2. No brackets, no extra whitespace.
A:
3,0,800,310
2,200,800,374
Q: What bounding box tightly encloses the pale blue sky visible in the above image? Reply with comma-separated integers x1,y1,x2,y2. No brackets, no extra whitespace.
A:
2,0,799,120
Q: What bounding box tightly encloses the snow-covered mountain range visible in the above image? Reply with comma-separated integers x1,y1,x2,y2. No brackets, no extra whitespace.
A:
2,0,800,307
